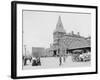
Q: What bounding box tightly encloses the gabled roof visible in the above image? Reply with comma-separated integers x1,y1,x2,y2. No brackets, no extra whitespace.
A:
53,16,66,33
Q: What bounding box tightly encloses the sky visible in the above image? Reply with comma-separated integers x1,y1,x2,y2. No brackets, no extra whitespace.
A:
23,10,91,48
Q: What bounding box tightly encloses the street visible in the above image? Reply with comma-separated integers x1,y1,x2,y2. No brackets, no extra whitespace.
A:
23,56,90,70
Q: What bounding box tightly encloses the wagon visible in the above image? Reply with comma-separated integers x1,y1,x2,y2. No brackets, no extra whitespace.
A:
32,57,41,66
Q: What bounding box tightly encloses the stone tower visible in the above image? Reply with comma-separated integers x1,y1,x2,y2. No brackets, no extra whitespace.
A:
53,16,66,44
52,16,66,56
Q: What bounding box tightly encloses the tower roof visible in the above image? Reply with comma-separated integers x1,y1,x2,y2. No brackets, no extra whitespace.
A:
54,16,66,33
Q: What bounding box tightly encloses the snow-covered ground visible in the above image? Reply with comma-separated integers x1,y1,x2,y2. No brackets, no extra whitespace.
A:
23,56,90,70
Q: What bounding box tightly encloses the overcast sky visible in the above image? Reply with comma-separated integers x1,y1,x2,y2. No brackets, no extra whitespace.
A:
23,10,91,48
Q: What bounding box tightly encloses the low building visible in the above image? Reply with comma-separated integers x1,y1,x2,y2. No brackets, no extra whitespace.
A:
32,47,46,57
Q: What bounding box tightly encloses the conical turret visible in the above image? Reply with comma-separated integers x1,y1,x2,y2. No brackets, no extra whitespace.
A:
53,16,66,43
53,16,66,34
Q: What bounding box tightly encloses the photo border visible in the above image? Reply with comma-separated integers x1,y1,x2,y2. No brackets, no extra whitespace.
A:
11,1,98,79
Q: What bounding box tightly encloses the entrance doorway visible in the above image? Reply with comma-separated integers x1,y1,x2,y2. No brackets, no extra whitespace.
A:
53,50,57,56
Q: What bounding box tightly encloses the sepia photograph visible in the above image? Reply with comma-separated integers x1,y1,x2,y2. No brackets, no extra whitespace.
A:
11,1,97,79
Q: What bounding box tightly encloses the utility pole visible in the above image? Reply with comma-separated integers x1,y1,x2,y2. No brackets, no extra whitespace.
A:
24,45,26,56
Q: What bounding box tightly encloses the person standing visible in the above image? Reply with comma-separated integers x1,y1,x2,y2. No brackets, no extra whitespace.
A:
63,56,66,62
59,56,62,66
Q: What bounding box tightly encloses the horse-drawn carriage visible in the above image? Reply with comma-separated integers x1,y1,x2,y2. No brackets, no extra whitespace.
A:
23,56,32,65
72,50,91,62
23,56,41,66
78,53,91,62
32,57,41,66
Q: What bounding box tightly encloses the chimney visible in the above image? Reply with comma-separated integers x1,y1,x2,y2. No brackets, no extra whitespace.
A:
72,31,74,35
77,32,80,36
